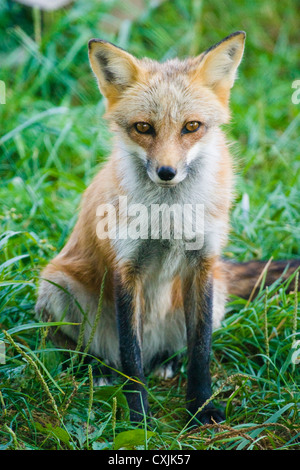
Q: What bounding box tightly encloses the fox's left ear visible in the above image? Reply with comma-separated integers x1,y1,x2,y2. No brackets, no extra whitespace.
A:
196,31,246,105
88,39,142,106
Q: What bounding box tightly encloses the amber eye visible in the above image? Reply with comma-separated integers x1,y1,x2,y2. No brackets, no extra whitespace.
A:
183,121,201,134
135,122,153,134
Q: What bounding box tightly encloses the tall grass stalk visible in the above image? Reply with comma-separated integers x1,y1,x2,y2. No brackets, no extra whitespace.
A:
263,288,270,380
3,330,61,420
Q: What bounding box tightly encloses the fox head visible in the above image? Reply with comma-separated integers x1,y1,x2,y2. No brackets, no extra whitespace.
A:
88,32,245,187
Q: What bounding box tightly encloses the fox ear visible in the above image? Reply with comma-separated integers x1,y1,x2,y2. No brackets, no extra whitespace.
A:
197,31,246,104
88,39,141,105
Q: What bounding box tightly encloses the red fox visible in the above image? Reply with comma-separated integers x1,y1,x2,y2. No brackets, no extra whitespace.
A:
35,32,299,425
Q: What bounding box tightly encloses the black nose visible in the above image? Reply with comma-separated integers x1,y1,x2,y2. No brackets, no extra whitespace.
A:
157,166,177,181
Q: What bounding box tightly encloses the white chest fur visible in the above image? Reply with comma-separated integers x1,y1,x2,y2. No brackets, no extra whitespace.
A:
112,145,227,267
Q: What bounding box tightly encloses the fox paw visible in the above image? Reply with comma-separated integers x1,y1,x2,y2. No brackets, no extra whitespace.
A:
189,406,225,427
153,364,175,379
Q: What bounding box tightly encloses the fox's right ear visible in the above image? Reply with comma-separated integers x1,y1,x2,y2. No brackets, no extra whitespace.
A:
88,39,142,106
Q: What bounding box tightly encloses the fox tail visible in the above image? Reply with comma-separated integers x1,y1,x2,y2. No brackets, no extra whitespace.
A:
224,258,299,299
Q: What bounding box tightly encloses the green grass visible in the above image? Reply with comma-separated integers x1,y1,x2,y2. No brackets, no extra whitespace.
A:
0,0,299,450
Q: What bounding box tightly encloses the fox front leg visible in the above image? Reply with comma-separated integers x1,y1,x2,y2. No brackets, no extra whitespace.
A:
114,272,148,423
183,268,225,426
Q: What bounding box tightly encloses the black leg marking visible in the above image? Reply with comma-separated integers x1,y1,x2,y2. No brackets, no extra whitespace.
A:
115,274,148,423
184,275,224,425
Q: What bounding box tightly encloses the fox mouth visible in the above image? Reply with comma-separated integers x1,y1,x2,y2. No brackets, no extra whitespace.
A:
156,181,178,188
148,172,187,187
147,171,182,187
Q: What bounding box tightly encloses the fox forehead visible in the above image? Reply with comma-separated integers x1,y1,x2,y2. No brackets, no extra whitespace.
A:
109,59,228,128
90,32,245,127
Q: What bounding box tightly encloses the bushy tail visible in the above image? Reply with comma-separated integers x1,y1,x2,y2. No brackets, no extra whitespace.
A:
223,258,300,299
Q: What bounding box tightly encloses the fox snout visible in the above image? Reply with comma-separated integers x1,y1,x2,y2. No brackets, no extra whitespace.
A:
156,166,177,181
146,158,187,187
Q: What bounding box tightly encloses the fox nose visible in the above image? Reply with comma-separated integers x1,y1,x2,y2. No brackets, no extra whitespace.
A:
157,166,177,181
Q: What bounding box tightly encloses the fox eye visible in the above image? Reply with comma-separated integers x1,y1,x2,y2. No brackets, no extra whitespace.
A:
182,121,201,134
134,122,153,134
